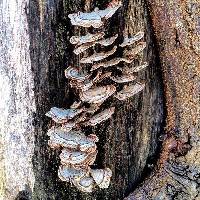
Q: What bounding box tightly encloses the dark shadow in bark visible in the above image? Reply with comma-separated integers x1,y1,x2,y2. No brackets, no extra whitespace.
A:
135,2,166,186
15,185,32,200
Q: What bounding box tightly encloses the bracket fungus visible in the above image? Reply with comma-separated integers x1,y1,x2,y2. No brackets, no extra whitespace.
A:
70,79,94,92
110,73,137,83
65,66,90,82
73,42,97,55
90,57,133,71
119,31,144,47
58,165,112,193
124,42,147,59
70,101,82,109
95,2,122,19
85,107,115,126
86,103,103,114
80,46,117,63
61,113,87,132
61,121,76,132
47,128,98,152
97,71,113,83
68,12,103,28
73,34,118,55
98,34,118,46
114,82,145,101
124,62,148,73
60,149,97,166
46,1,147,193
68,2,122,28
90,168,112,189
69,70,102,92
58,165,87,182
72,175,94,193
45,107,84,123
80,85,116,104
70,32,105,45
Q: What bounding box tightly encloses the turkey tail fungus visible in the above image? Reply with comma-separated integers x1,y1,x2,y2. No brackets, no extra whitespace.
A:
45,0,147,193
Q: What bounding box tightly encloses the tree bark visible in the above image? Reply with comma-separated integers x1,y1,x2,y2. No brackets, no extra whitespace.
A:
125,0,200,199
1,0,199,200
0,0,36,199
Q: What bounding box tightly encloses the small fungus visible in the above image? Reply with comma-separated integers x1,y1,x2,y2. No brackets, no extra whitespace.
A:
45,107,84,123
90,168,112,189
86,107,115,126
124,42,146,59
123,62,148,73
110,73,137,83
68,2,121,28
80,46,117,63
80,85,116,104
120,31,144,47
60,149,97,166
65,66,90,82
114,83,145,100
91,57,133,71
73,34,118,55
70,32,105,45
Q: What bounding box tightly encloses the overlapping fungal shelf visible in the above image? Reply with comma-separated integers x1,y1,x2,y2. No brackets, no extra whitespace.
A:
46,0,148,193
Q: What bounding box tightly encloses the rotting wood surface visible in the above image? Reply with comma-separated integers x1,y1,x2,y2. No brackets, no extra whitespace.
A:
125,0,200,199
0,0,164,199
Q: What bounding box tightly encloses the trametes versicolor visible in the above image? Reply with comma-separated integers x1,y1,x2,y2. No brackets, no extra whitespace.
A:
46,0,147,193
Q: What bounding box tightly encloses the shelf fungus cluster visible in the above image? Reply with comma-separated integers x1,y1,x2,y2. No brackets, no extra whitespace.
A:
46,0,148,193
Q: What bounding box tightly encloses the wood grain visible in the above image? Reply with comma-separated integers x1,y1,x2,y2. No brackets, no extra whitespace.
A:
0,0,164,199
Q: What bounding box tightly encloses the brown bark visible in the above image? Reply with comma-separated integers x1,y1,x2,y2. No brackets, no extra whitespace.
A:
3,0,199,199
125,0,200,199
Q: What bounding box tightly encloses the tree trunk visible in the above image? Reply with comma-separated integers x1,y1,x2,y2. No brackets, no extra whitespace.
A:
125,0,200,199
0,0,199,200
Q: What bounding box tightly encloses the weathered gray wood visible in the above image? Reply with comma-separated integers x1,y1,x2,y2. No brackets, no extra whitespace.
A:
0,0,36,199
0,0,164,199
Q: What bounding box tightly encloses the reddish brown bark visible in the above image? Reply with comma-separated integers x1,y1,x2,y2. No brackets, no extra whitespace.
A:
125,0,200,199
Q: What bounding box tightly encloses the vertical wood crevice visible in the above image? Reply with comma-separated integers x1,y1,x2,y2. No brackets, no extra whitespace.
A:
26,0,164,199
